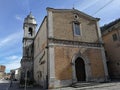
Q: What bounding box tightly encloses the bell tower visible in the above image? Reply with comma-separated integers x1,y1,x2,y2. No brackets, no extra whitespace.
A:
20,12,37,86
23,12,36,39
23,12,37,56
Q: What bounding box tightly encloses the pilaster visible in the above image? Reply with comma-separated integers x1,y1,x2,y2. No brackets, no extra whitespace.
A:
48,46,56,88
96,21,109,81
47,10,54,38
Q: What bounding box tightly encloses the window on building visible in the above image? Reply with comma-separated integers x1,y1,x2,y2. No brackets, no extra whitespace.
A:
117,62,120,66
28,27,33,36
27,71,30,78
112,33,118,41
73,22,81,36
105,50,108,57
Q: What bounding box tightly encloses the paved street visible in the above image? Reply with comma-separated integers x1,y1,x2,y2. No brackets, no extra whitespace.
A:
8,81,45,90
0,79,10,90
1,79,120,90
0,79,44,90
51,81,120,90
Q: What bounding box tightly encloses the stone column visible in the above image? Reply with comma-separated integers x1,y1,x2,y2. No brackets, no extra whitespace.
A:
47,8,54,38
48,46,56,88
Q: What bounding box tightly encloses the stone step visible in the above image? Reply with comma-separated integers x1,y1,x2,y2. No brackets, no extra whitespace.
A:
71,82,100,88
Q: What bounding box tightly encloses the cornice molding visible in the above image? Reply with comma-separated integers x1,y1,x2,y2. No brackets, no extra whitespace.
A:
48,38,103,47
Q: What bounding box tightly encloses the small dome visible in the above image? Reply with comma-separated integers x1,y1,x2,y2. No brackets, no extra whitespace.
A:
24,12,37,24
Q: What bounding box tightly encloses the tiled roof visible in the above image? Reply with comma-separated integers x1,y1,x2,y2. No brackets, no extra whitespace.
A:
101,18,120,33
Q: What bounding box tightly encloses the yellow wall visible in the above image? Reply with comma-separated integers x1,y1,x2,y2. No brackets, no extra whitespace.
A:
52,11,99,42
54,46,105,80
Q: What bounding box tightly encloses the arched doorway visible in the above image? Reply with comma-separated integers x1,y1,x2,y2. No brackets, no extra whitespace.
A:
75,57,86,81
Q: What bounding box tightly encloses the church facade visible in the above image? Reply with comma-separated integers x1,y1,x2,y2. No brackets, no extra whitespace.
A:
33,8,109,88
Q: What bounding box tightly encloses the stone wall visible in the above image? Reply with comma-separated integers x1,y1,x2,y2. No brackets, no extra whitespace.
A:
86,49,105,79
103,29,120,79
52,11,99,42
47,8,107,88
0,65,5,79
54,46,105,81
33,8,108,88
0,65,5,72
34,17,48,86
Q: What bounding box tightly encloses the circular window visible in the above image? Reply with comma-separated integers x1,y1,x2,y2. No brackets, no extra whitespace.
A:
74,14,79,20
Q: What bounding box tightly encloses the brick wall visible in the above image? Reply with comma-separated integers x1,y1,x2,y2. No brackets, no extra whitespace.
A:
86,49,105,78
54,46,105,80
103,29,120,78
52,11,99,42
34,17,48,85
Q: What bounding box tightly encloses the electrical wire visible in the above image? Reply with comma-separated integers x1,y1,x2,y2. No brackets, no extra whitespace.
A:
92,0,114,15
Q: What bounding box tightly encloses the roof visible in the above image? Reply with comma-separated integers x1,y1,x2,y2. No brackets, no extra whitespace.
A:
27,12,35,19
101,18,120,34
46,7,100,21
24,12,37,25
34,16,47,40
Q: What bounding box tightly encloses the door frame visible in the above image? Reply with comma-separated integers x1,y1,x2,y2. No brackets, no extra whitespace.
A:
75,57,86,81
71,52,92,83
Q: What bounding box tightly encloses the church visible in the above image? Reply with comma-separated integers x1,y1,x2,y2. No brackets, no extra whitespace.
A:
20,7,109,88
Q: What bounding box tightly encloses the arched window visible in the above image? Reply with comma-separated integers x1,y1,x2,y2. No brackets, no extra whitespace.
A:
28,27,33,36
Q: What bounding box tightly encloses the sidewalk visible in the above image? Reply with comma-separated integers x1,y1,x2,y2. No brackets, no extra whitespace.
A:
51,81,120,90
8,81,120,90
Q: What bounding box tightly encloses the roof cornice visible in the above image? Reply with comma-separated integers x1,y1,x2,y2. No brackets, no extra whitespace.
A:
46,7,100,21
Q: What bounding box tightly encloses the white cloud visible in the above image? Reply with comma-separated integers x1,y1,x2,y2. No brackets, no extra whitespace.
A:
0,31,22,48
0,47,21,58
15,15,23,21
5,55,22,72
0,38,11,47
6,55,21,60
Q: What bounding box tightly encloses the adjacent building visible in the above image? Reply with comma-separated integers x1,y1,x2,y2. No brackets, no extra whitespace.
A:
4,73,11,80
10,68,21,81
101,19,120,79
0,65,6,79
33,8,109,88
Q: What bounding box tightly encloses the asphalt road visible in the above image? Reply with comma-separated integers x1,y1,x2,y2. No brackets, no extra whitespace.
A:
1,79,120,90
0,79,45,90
0,79,10,90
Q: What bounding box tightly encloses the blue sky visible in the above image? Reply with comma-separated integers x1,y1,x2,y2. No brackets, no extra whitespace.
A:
0,0,120,73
